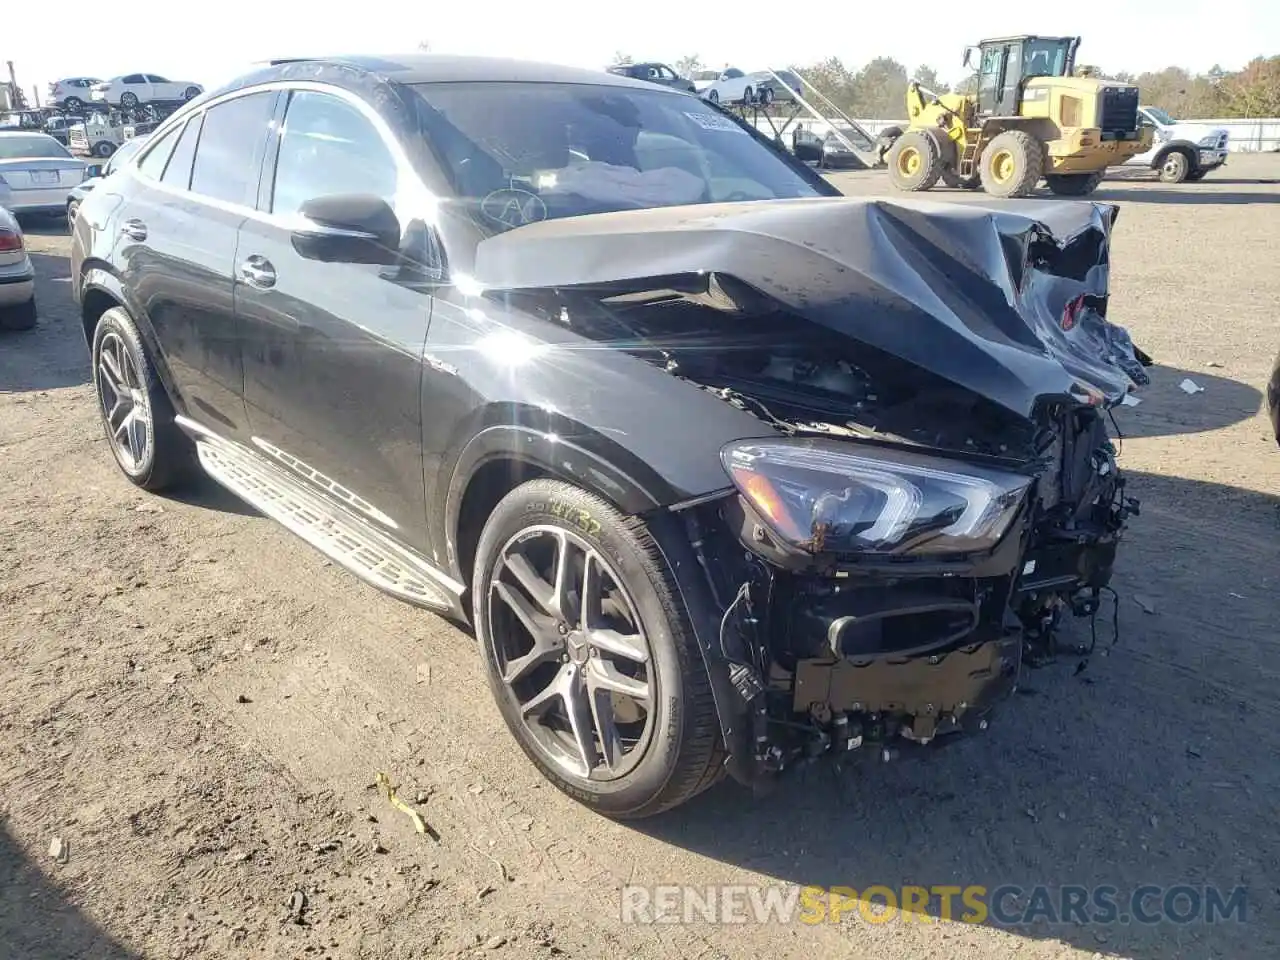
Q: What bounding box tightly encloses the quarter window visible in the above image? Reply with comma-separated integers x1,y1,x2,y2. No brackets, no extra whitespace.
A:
188,91,276,206
135,122,182,179
270,90,398,216
162,114,202,189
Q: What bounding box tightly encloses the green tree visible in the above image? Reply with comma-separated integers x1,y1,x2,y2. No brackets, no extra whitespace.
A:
851,57,909,118
911,65,949,94
1222,56,1280,117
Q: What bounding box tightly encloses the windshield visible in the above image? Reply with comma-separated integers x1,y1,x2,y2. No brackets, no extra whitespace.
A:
0,134,73,160
1144,106,1176,125
409,81,825,234
1023,39,1073,79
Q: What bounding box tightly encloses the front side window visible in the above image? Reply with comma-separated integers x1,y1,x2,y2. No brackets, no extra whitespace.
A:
269,90,399,216
189,91,276,206
408,81,826,234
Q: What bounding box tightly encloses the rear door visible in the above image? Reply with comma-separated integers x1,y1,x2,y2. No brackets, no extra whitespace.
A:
116,90,278,436
235,86,439,552
146,75,177,101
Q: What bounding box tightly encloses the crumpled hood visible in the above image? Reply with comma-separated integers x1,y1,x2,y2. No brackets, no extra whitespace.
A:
472,195,1148,420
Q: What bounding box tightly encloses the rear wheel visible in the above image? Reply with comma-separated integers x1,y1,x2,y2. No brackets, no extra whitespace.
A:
742,86,754,104
91,306,195,491
706,89,719,104
64,96,84,112
472,478,724,819
886,130,944,192
875,125,904,166
1045,171,1105,196
183,86,200,100
979,130,1045,198
93,141,116,158
66,199,80,224
0,297,37,332
759,86,774,105
119,91,139,109
1159,150,1191,183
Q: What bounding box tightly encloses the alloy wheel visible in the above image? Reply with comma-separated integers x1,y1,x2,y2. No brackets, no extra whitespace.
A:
487,525,656,782
96,330,152,472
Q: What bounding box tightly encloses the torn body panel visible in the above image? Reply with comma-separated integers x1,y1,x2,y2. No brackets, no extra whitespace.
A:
476,195,1143,781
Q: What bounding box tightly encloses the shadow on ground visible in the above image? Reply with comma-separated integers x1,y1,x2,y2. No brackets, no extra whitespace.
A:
15,213,72,237
1093,188,1280,205
633,471,1280,960
0,819,140,959
1113,362,1263,438
0,254,88,393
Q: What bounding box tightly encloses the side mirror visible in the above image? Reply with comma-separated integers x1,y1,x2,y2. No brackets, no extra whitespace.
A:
963,46,979,69
290,194,402,266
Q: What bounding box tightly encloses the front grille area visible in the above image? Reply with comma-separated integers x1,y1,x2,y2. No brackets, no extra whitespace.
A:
1099,87,1139,134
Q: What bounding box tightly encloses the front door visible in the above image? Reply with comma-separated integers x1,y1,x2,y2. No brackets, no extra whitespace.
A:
235,87,439,554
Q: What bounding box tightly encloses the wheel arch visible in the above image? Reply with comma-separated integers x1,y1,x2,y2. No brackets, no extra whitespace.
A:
442,411,705,598
79,265,185,413
1152,141,1198,169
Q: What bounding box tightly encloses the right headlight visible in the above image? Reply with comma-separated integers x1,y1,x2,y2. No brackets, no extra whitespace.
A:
721,439,1033,557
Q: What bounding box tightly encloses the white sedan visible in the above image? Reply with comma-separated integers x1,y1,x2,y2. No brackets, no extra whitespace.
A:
700,68,798,106
0,131,89,216
90,73,204,109
0,205,37,331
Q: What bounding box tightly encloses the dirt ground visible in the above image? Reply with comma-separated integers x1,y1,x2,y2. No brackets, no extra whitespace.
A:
2,154,1278,960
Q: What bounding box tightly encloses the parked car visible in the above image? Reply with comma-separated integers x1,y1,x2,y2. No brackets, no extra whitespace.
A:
0,131,88,215
0,205,37,330
47,77,104,112
1129,105,1230,183
66,134,148,223
71,54,1144,819
756,69,804,105
605,62,696,94
90,74,203,109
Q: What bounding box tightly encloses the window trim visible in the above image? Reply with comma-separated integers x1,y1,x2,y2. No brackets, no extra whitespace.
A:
126,79,432,228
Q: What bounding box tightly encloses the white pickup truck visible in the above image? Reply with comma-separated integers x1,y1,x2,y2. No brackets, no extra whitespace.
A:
1127,105,1230,183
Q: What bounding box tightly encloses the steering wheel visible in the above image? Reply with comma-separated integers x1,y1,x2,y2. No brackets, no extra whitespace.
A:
723,190,754,202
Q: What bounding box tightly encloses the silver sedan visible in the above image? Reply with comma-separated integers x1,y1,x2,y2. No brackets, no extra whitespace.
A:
0,131,88,216
0,205,36,330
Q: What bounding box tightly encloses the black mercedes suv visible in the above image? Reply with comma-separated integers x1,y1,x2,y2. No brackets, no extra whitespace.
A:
71,54,1146,818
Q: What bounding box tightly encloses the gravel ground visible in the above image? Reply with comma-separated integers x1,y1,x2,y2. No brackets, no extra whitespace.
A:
2,155,1278,960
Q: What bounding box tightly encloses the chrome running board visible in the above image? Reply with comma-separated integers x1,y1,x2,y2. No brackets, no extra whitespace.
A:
176,417,463,612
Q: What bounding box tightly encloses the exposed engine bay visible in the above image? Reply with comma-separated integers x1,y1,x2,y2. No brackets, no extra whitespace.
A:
477,195,1149,783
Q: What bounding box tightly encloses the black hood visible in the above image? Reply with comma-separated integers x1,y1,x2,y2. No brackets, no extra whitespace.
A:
472,195,1148,420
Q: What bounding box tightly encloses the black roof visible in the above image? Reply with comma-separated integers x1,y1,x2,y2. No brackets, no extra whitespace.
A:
252,53,655,90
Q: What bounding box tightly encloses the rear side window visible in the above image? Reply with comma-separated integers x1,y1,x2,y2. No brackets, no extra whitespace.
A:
123,74,145,84
136,123,182,179
162,115,203,189
189,91,276,206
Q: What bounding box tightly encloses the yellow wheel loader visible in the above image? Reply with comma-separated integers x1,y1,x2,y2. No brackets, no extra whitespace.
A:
885,36,1153,199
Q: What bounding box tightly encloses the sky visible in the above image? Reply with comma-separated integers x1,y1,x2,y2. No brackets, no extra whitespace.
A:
5,0,1277,104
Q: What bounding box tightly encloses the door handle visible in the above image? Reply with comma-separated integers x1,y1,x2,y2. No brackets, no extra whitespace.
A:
119,218,147,242
238,255,276,289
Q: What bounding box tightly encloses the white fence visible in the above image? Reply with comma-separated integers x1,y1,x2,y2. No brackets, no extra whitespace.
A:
754,116,1280,152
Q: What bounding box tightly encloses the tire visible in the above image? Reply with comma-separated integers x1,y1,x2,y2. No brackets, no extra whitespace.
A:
941,169,982,190
471,478,725,819
1158,150,1191,183
64,96,84,112
67,199,80,224
886,130,944,192
742,86,753,105
93,141,116,158
183,86,200,100
706,89,719,104
90,306,195,491
874,125,904,165
119,91,139,109
1045,171,1105,196
0,297,37,332
979,129,1045,198
760,87,774,106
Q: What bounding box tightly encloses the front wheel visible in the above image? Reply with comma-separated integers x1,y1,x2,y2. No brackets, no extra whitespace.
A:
183,86,200,100
706,89,719,104
979,130,1045,198
471,479,725,819
886,130,944,191
1159,150,1191,183
91,306,195,491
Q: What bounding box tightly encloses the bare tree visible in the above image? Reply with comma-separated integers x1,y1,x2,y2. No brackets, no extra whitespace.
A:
674,55,704,79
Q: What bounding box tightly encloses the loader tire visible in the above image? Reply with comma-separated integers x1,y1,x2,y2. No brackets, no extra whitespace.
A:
1045,171,1105,196
886,130,944,192
979,130,1045,198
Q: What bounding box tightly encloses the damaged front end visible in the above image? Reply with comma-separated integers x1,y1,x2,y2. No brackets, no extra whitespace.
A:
476,195,1148,785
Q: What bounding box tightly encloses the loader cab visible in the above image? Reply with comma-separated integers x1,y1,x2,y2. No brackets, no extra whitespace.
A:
966,35,1080,117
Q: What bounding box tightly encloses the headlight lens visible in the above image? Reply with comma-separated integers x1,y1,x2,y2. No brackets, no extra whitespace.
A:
1198,135,1220,147
721,440,1033,556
